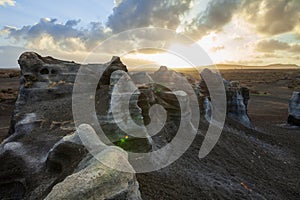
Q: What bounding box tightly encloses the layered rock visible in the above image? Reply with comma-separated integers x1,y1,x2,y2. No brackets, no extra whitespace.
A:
0,52,141,200
99,70,153,152
199,68,252,128
224,80,252,128
1,52,260,199
288,91,300,126
135,67,198,148
99,56,128,86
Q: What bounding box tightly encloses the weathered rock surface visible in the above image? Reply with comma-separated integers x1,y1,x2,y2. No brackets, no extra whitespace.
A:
130,68,198,148
0,52,141,200
225,80,252,128
288,91,300,126
45,127,141,200
99,70,153,152
100,56,128,86
3,53,297,200
199,68,252,128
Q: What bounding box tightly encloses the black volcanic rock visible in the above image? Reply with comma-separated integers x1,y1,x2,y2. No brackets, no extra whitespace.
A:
2,54,298,200
99,56,128,86
0,52,141,200
224,80,252,128
288,91,300,126
199,68,252,128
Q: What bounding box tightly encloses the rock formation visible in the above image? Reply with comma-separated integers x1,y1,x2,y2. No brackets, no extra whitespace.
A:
0,52,141,199
99,56,128,86
224,80,252,128
0,52,259,199
44,125,141,200
288,91,300,126
199,68,252,128
99,70,153,152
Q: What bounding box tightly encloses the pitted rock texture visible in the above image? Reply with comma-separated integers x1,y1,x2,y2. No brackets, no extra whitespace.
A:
44,130,141,200
0,52,141,200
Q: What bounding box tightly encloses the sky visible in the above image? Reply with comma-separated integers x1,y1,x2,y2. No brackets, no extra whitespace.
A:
0,0,300,68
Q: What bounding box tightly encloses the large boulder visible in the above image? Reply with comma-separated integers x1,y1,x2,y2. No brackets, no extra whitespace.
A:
288,91,300,126
45,125,141,200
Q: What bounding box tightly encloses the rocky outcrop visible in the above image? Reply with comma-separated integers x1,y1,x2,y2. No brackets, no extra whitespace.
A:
224,80,252,128
1,52,260,199
100,56,128,86
199,68,252,128
0,52,141,200
99,70,153,152
134,67,198,148
45,125,141,200
288,91,300,126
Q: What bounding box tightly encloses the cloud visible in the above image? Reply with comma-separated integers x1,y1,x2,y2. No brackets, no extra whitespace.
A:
211,45,224,52
0,0,15,7
1,0,300,67
293,56,300,60
255,53,283,59
200,0,239,31
256,39,300,54
241,0,300,36
231,33,244,41
107,0,245,41
256,39,290,52
107,0,193,33
2,18,110,52
185,0,300,39
6,18,82,41
290,44,300,53
184,0,240,40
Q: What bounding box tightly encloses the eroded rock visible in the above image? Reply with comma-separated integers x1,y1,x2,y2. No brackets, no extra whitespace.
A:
0,52,141,200
45,127,141,200
199,68,252,128
288,91,300,126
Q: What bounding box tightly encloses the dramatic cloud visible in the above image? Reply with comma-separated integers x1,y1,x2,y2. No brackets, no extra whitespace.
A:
5,18,82,41
256,39,300,53
1,0,300,66
184,0,240,40
185,0,300,38
2,18,109,51
0,0,15,7
107,0,193,33
199,0,239,31
241,0,300,36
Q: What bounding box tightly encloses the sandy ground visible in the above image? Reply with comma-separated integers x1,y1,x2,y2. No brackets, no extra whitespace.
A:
221,69,300,153
0,68,299,199
0,69,19,142
137,69,300,199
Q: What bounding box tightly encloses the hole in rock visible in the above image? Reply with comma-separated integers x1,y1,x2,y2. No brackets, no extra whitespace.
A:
40,68,49,75
51,69,58,75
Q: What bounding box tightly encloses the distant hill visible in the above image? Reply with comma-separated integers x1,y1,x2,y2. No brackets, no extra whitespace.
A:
216,63,300,69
